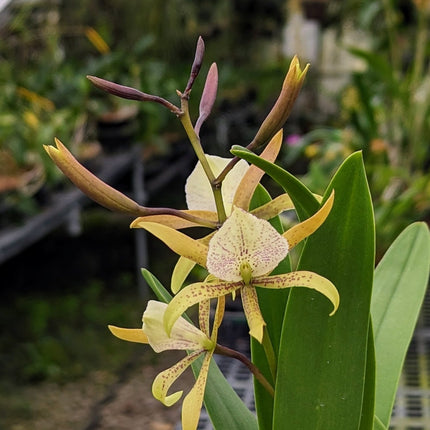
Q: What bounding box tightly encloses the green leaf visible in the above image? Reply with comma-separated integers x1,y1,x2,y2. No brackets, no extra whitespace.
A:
371,222,430,427
373,415,387,430
231,145,319,220
359,323,376,430
274,152,375,429
249,184,292,430
141,269,258,430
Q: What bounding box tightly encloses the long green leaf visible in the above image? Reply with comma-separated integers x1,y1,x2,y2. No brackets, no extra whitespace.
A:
371,222,430,427
249,185,291,430
274,152,375,429
141,269,258,430
231,145,319,220
359,323,376,430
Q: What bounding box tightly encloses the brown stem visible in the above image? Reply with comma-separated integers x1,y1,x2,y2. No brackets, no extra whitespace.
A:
133,206,219,229
215,343,274,397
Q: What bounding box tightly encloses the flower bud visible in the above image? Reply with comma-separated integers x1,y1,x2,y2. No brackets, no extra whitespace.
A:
44,138,150,216
250,56,309,150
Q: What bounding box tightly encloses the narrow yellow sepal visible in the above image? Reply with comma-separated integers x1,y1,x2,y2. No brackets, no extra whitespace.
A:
254,270,340,316
181,351,213,430
250,193,295,220
152,350,202,406
108,325,149,344
283,190,334,248
233,130,283,210
241,287,266,343
132,222,209,268
164,281,240,336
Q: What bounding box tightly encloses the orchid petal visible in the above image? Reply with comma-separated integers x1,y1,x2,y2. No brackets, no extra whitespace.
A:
108,325,149,344
185,155,249,215
211,295,225,341
253,271,339,316
152,350,203,406
171,257,197,294
283,190,334,249
241,287,266,343
207,207,289,282
131,210,218,230
143,301,212,352
171,232,214,293
181,350,214,430
199,300,211,338
133,222,208,267
250,193,295,220
233,130,283,210
164,281,241,336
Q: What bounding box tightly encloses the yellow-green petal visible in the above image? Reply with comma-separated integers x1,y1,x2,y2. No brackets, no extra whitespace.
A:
132,222,208,267
185,155,249,215
233,130,283,210
207,207,289,282
241,286,266,343
164,281,241,336
171,256,197,294
283,190,334,249
152,350,203,406
171,232,215,294
181,350,214,430
108,325,149,344
211,295,226,342
253,270,339,316
199,300,211,338
250,193,295,220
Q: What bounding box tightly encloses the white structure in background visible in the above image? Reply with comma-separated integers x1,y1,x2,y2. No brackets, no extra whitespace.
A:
282,0,320,64
282,0,370,115
319,23,370,113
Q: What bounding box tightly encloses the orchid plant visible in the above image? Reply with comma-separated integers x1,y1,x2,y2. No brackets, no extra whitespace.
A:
44,38,430,430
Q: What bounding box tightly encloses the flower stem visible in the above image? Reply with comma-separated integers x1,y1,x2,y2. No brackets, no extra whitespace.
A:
215,343,274,397
179,94,227,223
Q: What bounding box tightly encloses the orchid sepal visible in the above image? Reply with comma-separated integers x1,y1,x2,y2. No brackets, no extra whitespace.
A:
283,190,335,249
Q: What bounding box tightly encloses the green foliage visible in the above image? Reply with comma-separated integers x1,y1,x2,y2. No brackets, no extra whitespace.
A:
232,148,429,429
372,222,430,427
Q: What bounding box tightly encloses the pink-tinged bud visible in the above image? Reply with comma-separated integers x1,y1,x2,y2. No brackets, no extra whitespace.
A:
250,56,309,150
87,76,181,115
194,62,218,136
184,36,205,94
44,138,150,216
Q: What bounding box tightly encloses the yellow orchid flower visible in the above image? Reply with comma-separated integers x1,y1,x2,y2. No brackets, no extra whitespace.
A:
134,191,339,343
109,298,225,430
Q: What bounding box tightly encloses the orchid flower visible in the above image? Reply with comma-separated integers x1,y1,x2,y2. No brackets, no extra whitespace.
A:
133,191,339,343
109,298,225,430
133,131,299,293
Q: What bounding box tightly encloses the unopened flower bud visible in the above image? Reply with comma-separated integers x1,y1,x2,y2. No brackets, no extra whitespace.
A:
44,138,150,216
194,62,218,136
250,56,309,150
87,76,181,115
